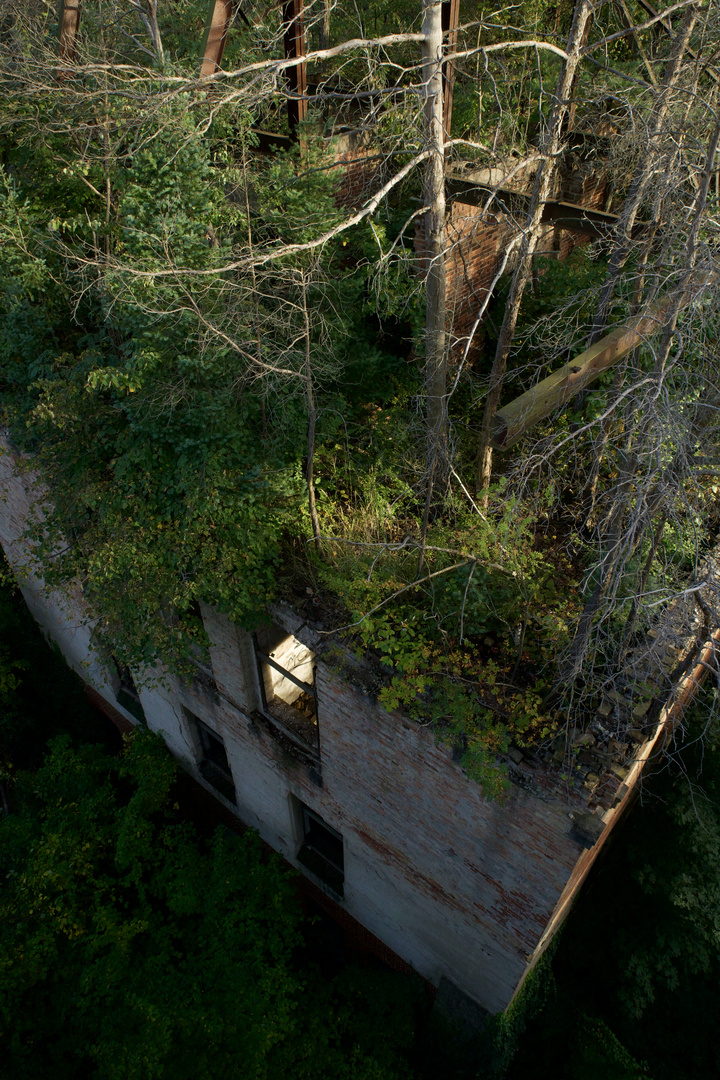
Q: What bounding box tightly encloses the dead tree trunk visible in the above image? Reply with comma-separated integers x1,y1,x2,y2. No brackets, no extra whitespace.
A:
319,0,331,50
587,5,698,343
58,0,81,63
560,114,720,688
300,271,322,547
421,0,449,505
475,0,594,495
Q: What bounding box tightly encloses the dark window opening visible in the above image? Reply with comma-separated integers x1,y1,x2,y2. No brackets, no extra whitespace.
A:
112,659,146,724
297,802,344,896
255,624,318,755
188,710,236,804
187,599,203,622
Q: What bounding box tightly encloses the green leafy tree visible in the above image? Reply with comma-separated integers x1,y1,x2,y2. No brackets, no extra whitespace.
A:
0,728,419,1080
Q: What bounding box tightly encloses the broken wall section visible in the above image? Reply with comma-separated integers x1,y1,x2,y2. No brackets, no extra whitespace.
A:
441,151,610,362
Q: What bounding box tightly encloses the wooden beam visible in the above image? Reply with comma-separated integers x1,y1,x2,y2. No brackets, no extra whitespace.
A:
490,273,712,449
446,174,649,239
542,199,647,240
253,129,295,152
200,0,234,77
58,0,81,62
442,0,461,140
283,0,308,135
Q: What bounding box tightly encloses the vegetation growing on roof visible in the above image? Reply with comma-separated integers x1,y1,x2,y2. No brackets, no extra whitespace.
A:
0,0,718,792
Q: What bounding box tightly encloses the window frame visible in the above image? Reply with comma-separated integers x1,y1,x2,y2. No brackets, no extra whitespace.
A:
253,630,320,759
295,800,344,897
111,659,146,724
184,708,236,804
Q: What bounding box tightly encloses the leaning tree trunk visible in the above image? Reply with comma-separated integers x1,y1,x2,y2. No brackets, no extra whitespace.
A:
475,0,594,495
300,271,322,548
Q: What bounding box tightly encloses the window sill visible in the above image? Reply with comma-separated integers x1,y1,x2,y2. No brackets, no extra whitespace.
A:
199,760,236,804
297,842,344,899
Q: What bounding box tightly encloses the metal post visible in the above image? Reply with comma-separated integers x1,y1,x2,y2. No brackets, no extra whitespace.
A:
283,0,308,135
441,0,460,140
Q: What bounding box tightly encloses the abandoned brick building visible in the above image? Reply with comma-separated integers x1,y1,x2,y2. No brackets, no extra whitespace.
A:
7,0,718,1022
1,436,716,1017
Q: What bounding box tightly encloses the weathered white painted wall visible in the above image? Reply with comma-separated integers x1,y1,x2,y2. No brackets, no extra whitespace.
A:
0,438,136,726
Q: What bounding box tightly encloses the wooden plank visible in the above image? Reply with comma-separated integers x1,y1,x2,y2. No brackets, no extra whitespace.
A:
490,273,710,449
542,199,646,240
252,128,295,152
256,650,315,697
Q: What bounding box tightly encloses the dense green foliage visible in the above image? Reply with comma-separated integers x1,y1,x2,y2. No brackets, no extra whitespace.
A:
1,0,718,796
0,734,425,1079
0,571,109,771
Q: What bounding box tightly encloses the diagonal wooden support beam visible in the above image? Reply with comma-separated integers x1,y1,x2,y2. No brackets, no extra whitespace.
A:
283,0,308,135
491,271,714,449
58,0,81,62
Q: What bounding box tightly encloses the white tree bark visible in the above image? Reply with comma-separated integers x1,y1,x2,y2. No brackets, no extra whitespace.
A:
421,0,448,499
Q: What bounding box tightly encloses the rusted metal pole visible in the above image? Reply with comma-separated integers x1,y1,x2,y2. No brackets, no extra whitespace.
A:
283,0,308,134
441,0,460,139
200,0,235,77
58,0,81,62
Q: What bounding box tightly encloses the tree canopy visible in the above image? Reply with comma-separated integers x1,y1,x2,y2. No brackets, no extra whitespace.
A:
0,728,421,1080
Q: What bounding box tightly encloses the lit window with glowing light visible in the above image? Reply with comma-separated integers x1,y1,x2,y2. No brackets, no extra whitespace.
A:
254,624,318,754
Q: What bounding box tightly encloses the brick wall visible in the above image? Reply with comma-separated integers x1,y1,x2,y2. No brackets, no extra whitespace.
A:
437,157,609,361
556,157,609,260
149,608,593,1013
445,204,513,362
331,130,381,210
